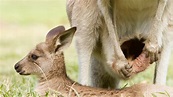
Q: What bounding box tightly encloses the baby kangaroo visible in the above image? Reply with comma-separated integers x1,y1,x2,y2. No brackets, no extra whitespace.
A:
14,26,173,97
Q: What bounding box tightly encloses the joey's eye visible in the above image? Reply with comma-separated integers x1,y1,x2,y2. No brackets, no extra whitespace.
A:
31,54,39,60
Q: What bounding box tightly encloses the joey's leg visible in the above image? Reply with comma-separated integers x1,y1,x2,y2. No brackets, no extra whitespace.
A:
97,0,131,79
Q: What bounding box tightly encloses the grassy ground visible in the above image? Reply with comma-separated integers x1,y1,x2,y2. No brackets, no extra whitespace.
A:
0,0,172,96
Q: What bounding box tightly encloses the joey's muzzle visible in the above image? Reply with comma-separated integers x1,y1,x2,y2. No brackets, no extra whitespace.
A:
14,62,30,75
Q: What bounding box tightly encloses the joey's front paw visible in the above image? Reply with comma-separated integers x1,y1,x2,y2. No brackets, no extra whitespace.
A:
120,63,133,78
112,59,133,79
143,40,160,64
145,38,161,53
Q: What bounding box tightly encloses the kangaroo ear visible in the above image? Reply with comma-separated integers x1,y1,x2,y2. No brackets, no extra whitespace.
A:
55,27,76,52
46,26,76,53
46,26,65,45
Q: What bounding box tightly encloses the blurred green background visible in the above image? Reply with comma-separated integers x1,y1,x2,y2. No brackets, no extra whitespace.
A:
0,0,172,96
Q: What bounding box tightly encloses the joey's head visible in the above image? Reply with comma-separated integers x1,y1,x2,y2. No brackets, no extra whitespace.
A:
14,26,76,77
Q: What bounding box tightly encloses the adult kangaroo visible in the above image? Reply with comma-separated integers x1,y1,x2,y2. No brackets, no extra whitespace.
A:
66,0,173,88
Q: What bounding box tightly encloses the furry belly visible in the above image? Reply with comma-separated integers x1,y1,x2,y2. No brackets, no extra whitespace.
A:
113,0,159,43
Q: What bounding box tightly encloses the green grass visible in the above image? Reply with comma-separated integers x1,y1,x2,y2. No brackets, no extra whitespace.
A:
0,0,173,96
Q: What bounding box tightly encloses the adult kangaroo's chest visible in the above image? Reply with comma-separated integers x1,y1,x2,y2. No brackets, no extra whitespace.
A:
113,0,159,41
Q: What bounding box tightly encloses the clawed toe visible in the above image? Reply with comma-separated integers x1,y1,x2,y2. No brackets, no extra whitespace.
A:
112,59,134,79
120,64,133,78
143,48,159,64
144,39,161,54
125,64,132,69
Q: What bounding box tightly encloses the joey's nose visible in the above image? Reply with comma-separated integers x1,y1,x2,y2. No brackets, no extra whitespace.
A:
14,63,22,73
14,63,19,70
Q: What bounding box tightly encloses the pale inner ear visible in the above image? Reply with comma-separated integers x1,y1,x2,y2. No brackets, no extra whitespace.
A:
55,39,61,47
54,27,76,52
54,39,61,52
59,32,73,46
